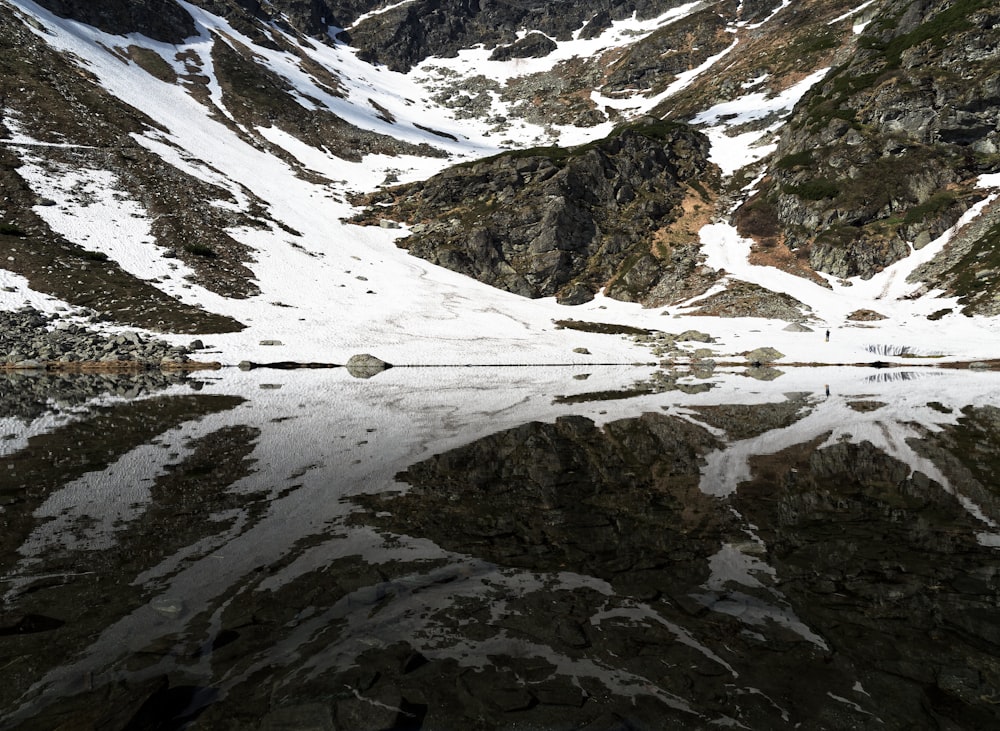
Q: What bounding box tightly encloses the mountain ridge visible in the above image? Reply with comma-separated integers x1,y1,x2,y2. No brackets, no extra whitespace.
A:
1,0,999,367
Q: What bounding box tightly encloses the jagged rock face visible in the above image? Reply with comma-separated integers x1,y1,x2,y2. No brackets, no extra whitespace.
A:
741,0,1000,280
200,0,372,37
31,0,362,43
342,0,675,72
32,0,197,43
489,31,558,62
911,203,1000,315
356,122,714,305
252,0,341,35
602,3,733,96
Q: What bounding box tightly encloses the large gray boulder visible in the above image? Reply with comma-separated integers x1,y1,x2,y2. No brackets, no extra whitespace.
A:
346,353,392,379
746,347,784,364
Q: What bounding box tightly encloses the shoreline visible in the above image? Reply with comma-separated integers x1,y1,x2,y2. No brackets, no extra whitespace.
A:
4,358,997,375
0,360,223,373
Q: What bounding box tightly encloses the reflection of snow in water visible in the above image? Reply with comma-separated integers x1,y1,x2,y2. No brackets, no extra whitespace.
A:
271,564,715,719
697,589,829,650
4,366,1000,725
689,369,1000,652
17,426,200,558
697,541,828,650
694,371,999,529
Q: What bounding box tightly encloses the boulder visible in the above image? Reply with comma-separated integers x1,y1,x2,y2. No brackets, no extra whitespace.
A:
677,330,713,343
847,309,887,322
746,347,785,364
346,354,392,379
489,32,557,61
783,322,813,332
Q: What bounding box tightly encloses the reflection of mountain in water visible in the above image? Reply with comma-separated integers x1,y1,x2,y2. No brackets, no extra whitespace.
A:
3,370,1000,729
0,370,198,425
388,413,723,579
362,406,1000,729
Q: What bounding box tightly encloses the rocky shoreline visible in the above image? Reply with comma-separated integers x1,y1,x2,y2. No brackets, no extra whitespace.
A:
0,307,218,372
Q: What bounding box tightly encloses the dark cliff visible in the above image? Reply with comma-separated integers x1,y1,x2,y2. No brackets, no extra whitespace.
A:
737,0,1000,282
342,0,677,72
354,121,716,305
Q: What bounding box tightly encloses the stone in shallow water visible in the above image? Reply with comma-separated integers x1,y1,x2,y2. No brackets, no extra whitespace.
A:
346,354,392,379
746,347,784,363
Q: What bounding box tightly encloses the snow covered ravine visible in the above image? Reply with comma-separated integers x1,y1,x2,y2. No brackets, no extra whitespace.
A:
3,0,1000,370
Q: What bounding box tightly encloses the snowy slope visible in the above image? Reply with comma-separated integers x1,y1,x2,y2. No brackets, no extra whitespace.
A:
2,0,999,367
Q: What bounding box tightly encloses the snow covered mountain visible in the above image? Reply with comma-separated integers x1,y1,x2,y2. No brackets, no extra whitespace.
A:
1,0,999,367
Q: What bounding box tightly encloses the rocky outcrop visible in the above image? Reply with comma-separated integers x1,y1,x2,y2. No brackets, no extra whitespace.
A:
739,0,1000,280
602,4,732,97
32,0,196,43
745,346,784,363
342,0,675,72
489,32,557,62
684,279,813,321
910,197,1000,316
354,121,715,305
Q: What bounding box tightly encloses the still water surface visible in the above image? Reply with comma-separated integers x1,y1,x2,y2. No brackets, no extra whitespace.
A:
1,365,999,729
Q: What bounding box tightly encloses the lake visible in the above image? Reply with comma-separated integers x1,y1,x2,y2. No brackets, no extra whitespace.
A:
2,364,999,730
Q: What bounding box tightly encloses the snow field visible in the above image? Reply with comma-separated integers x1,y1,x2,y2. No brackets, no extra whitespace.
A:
3,0,1000,367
